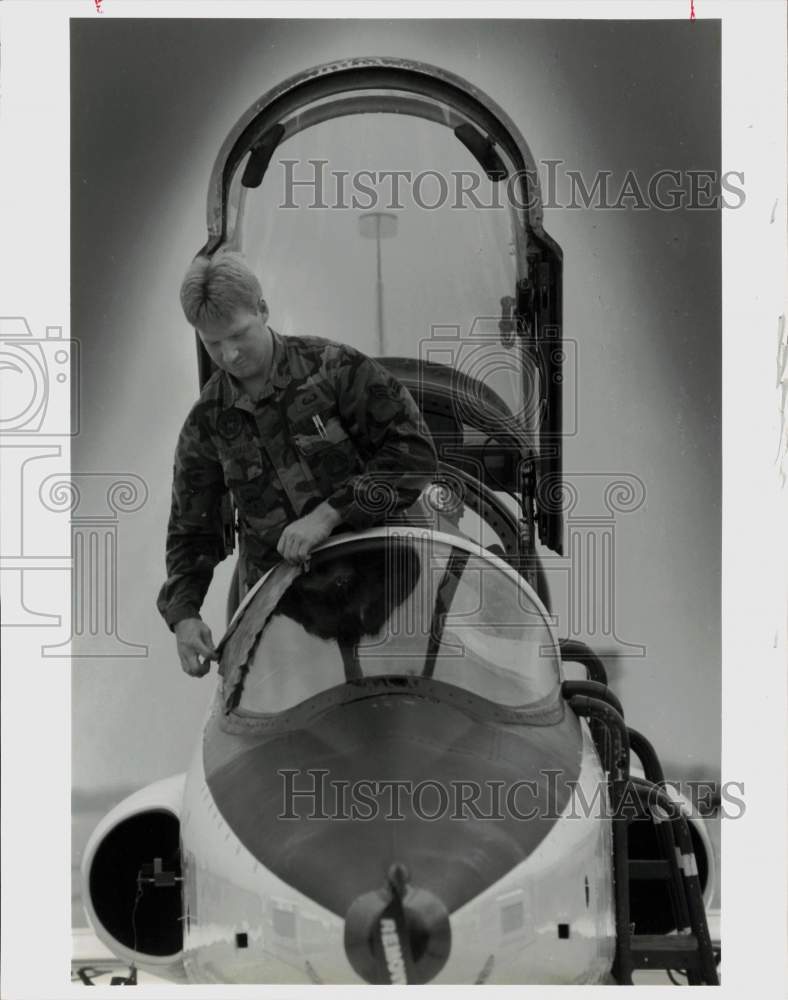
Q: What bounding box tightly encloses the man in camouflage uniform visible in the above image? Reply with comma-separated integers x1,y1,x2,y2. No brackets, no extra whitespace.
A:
157,252,437,677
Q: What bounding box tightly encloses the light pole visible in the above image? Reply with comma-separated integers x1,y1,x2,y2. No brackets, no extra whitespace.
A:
358,211,398,355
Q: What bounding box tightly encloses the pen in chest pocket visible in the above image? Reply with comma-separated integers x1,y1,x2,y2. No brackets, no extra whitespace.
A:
312,414,328,439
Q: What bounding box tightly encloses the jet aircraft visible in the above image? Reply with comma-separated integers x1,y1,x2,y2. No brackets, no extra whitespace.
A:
80,57,720,985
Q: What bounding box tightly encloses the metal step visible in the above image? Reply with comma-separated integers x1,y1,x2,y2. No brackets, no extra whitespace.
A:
628,859,672,880
630,934,703,970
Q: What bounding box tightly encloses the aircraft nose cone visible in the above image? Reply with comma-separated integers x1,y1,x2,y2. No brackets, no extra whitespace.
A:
344,863,451,985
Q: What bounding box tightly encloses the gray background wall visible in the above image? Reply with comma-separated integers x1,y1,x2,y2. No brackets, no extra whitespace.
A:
70,20,720,899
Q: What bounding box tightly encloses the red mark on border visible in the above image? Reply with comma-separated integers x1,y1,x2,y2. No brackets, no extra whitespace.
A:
94,0,103,12
690,0,696,19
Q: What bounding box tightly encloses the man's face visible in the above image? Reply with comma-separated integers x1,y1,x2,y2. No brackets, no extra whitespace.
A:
197,305,271,381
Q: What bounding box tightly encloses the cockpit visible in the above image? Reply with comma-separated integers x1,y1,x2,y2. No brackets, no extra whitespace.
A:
219,529,561,720
198,58,566,563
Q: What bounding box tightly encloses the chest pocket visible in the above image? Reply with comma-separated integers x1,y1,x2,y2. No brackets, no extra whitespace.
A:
218,439,289,521
219,440,265,486
290,402,361,492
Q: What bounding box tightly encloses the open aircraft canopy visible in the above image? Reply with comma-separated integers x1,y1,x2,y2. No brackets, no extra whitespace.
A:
218,528,562,728
196,57,564,553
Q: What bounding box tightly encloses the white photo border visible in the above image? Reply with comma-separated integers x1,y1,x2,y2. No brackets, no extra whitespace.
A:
0,1,785,998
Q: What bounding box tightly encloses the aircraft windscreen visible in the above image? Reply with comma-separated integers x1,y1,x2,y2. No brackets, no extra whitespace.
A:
234,534,560,715
238,112,535,428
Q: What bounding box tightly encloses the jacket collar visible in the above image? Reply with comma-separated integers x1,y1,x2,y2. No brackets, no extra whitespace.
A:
221,328,290,410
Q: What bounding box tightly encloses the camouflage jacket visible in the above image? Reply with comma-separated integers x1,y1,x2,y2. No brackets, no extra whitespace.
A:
156,331,438,629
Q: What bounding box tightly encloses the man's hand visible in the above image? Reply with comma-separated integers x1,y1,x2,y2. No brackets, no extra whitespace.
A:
174,617,217,677
277,502,342,565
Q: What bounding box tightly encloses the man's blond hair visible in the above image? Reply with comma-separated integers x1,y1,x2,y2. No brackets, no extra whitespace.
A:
180,252,263,328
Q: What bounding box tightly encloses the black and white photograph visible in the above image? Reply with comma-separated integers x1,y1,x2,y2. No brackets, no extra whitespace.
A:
0,2,785,996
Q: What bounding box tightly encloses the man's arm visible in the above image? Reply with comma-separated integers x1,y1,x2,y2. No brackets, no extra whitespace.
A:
276,348,437,565
156,407,229,634
324,346,438,528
